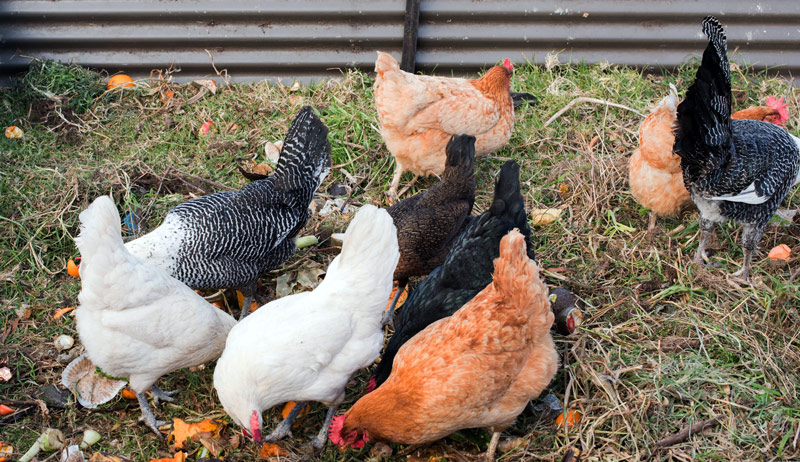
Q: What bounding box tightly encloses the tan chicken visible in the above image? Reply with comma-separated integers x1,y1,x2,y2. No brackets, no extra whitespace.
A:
374,52,514,200
629,86,789,232
329,230,558,460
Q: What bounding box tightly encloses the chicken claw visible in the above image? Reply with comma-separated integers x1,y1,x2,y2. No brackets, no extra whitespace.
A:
150,385,178,406
264,401,307,442
136,392,167,438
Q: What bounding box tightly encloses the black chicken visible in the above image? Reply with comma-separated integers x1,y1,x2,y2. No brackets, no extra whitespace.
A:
384,134,477,322
674,16,800,282
125,106,331,318
369,160,534,390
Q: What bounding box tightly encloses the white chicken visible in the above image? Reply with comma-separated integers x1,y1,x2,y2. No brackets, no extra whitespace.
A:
73,195,236,436
213,204,399,449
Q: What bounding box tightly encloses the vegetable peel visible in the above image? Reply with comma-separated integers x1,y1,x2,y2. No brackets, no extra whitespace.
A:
168,418,222,449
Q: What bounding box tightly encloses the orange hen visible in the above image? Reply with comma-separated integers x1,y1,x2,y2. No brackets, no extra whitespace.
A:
629,87,789,231
329,229,558,460
374,52,514,200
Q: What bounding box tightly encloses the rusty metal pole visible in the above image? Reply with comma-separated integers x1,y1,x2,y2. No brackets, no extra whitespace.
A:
400,0,421,73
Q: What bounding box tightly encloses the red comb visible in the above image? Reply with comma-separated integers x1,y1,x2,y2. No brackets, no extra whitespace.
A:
328,414,346,445
765,96,789,125
503,58,513,72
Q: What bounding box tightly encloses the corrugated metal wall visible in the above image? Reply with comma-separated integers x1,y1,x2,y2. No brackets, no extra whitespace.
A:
2,0,799,85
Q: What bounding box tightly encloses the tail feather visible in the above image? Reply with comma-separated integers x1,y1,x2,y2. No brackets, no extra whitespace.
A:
443,134,476,174
489,161,534,259
334,205,399,279
674,16,733,180
75,195,125,267
375,51,400,75
491,230,552,338
272,106,332,190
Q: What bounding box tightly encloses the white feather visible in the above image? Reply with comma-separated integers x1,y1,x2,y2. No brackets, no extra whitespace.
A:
709,182,769,204
75,196,236,393
213,204,399,430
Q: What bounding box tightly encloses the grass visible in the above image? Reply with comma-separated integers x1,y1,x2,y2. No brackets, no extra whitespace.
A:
1,55,799,462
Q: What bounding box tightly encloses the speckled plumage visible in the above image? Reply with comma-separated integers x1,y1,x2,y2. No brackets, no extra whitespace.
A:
387,134,477,284
126,106,331,296
674,16,800,279
372,160,533,388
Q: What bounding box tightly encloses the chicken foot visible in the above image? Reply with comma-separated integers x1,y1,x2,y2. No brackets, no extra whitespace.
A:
150,385,178,406
264,400,307,442
692,218,716,265
136,392,167,437
730,223,761,284
310,406,338,450
381,283,407,328
485,431,502,461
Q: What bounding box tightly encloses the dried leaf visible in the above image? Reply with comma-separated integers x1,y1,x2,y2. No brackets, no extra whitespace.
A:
559,184,570,197
287,81,301,92
60,445,85,462
530,208,563,226
264,141,282,164
192,79,218,94
275,273,296,298
88,453,132,462
369,442,393,459
258,442,288,458
0,367,10,382
236,159,273,180
295,263,324,290
168,418,222,449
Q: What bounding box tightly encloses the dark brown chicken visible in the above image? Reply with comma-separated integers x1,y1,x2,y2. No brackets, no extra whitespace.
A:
384,134,476,321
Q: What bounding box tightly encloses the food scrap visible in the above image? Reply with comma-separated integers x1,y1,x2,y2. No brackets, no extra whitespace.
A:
768,244,791,261
168,418,222,449
107,74,134,89
4,126,23,139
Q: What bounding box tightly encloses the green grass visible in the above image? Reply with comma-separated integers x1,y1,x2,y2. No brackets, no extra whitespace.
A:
1,56,799,462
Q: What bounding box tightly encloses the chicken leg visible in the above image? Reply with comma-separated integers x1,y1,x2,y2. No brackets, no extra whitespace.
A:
238,281,258,320
485,431,502,461
136,392,167,437
692,218,716,265
310,406,338,450
264,400,307,442
381,282,406,328
730,222,762,284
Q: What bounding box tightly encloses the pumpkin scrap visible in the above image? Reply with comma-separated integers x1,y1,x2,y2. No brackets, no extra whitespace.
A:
54,306,75,319
67,259,80,277
531,208,563,226
281,401,310,420
120,388,137,400
555,409,582,427
148,452,186,462
768,244,791,261
0,442,11,462
0,405,13,416
107,74,134,89
5,126,23,139
259,442,288,458
168,418,222,449
236,291,260,312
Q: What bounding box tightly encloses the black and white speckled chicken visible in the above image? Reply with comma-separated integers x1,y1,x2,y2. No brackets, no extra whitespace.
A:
383,134,476,321
126,106,331,317
674,17,800,282
368,160,534,390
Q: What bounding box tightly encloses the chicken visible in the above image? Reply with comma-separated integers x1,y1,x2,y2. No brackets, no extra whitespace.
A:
72,196,236,436
384,134,476,321
674,16,800,282
629,86,790,232
213,204,399,450
374,52,514,200
369,160,532,390
329,230,558,460
126,106,331,319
